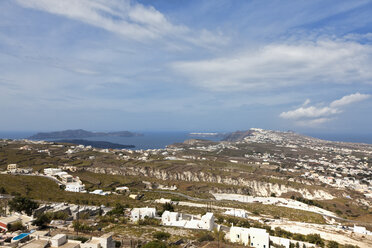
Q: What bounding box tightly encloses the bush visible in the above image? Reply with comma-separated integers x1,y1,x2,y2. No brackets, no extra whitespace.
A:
327,241,339,248
153,231,171,241
197,232,215,242
45,211,69,220
252,210,260,216
71,236,89,243
306,233,324,247
158,202,174,215
138,217,160,226
0,187,7,194
72,221,94,233
7,221,25,232
142,240,167,248
344,245,360,248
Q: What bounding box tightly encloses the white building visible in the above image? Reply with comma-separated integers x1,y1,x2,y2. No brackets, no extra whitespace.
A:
80,233,115,248
65,182,86,193
44,168,62,176
90,189,110,196
154,198,173,204
161,211,215,231
270,236,290,248
224,209,249,218
115,186,129,193
354,225,372,235
7,164,17,171
50,234,81,248
60,174,74,183
229,226,270,248
131,207,157,222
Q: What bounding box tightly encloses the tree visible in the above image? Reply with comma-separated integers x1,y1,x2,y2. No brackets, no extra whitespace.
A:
33,214,51,229
162,202,174,212
197,231,215,242
7,221,25,232
9,196,39,216
107,203,125,216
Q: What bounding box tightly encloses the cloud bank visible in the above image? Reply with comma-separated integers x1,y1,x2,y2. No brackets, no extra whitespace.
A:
280,93,370,126
172,39,372,91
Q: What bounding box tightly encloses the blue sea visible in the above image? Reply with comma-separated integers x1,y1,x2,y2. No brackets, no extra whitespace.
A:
0,131,222,150
1,131,372,149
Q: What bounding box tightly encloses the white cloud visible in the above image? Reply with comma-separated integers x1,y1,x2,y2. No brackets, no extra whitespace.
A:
330,92,370,108
303,99,311,106
280,106,340,119
280,93,370,126
14,0,226,47
172,39,372,91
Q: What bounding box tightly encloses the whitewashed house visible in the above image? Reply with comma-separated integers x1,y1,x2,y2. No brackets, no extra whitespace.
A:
115,186,129,193
230,226,250,246
44,168,62,176
224,209,249,218
270,236,290,248
90,189,110,196
80,233,115,248
229,226,269,248
354,225,372,235
65,182,86,193
131,207,156,222
161,211,215,231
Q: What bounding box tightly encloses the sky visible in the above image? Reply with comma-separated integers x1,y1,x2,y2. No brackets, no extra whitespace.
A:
1,0,372,133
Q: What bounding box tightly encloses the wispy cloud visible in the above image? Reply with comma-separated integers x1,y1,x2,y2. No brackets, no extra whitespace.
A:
172,38,372,91
280,93,370,126
14,0,227,48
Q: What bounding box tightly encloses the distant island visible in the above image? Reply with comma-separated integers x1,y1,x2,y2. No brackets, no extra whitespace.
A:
28,129,143,140
55,139,135,149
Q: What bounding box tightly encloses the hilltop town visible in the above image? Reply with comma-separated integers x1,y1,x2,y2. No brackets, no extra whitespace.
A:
1,129,372,248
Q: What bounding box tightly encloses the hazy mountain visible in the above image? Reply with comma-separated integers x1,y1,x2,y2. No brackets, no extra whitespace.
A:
28,129,143,140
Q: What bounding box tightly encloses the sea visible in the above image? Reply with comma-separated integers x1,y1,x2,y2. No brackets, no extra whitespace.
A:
0,131,222,150
0,131,372,150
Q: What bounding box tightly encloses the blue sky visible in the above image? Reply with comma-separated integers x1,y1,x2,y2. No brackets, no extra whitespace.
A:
1,0,372,133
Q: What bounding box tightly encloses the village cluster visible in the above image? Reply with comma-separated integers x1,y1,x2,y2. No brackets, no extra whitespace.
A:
1,195,372,248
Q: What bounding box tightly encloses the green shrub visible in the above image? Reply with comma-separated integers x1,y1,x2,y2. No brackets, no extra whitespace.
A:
33,214,50,228
138,217,160,226
306,233,324,247
142,240,167,248
9,196,39,216
327,241,339,248
197,232,214,242
153,231,171,241
7,221,25,232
